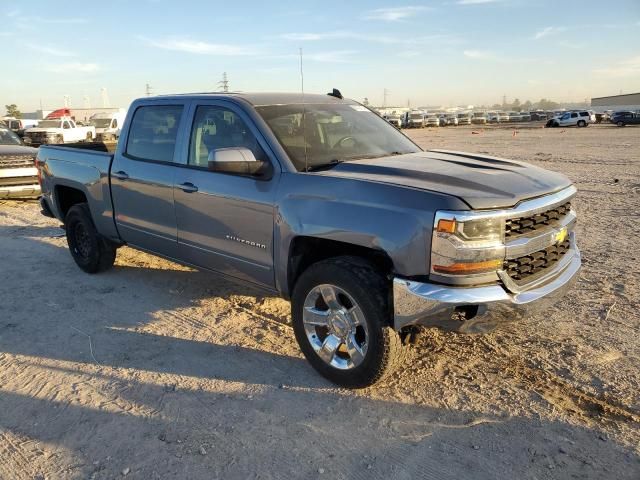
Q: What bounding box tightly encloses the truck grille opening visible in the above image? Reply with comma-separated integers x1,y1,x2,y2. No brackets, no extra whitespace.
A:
0,155,36,169
504,239,571,282
505,202,571,238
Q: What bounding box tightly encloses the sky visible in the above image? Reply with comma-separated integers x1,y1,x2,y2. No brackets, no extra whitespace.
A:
1,0,639,112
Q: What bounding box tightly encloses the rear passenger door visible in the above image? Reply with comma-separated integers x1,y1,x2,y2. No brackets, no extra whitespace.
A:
110,102,188,258
173,102,279,288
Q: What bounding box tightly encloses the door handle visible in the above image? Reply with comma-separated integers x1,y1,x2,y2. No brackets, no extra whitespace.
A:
112,170,129,181
179,182,198,193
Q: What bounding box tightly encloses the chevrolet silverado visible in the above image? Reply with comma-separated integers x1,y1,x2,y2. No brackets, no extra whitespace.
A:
36,91,581,387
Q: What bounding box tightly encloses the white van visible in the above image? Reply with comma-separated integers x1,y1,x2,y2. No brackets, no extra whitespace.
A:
89,111,127,141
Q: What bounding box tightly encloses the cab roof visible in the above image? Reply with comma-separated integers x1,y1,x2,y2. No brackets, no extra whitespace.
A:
150,92,356,106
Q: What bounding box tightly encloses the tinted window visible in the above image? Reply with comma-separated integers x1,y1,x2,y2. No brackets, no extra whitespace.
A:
126,105,183,162
579,112,588,117
112,119,118,128
571,113,578,118
63,121,71,129
188,106,266,169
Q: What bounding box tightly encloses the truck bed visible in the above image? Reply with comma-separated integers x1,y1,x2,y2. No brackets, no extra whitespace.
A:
37,144,119,241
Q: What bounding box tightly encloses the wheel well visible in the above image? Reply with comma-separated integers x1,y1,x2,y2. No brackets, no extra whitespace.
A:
287,236,394,297
56,186,88,220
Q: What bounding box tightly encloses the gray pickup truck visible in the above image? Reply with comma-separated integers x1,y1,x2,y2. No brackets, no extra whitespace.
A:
37,92,581,387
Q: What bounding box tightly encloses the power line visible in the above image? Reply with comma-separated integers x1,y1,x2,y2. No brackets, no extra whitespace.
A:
218,72,229,92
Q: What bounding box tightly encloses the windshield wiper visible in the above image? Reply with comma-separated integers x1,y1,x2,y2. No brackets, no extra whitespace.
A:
305,159,345,172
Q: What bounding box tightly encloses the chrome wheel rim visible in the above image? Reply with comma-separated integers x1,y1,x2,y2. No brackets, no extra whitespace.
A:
302,284,368,370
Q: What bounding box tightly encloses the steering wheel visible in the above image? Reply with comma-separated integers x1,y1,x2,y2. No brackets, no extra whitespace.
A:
335,136,358,149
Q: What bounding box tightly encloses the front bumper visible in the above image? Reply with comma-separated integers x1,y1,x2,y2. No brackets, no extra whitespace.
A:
393,245,581,334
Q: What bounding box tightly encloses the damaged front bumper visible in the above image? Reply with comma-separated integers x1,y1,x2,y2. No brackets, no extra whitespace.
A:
393,245,581,334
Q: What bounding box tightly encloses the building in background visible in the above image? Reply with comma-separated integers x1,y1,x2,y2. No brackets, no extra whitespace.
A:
22,107,126,123
591,93,640,112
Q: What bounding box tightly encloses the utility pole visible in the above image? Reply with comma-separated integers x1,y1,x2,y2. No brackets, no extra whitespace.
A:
502,94,507,106
383,88,390,108
101,87,110,108
63,95,70,108
218,72,229,92
145,83,153,97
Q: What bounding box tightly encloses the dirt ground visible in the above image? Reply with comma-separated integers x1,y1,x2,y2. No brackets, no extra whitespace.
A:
0,124,638,480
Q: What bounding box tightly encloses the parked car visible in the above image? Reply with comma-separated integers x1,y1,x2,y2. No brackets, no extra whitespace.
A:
425,114,440,127
507,111,522,122
519,112,531,122
445,113,459,126
89,111,127,141
0,127,40,198
546,111,593,128
406,112,425,128
1,117,39,137
471,112,487,124
610,111,640,126
23,117,96,145
457,112,472,125
36,91,581,388
486,112,499,123
497,111,510,123
530,111,547,121
384,114,402,128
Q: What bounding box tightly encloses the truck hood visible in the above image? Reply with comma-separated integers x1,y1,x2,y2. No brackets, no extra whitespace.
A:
314,150,572,209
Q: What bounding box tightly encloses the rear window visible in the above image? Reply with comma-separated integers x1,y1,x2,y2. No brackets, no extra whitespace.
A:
126,105,183,162
579,112,589,116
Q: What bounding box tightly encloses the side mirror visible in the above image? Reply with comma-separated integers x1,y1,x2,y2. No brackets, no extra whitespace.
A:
208,147,270,177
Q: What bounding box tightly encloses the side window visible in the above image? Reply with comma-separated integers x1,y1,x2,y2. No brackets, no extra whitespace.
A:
63,121,71,129
112,119,118,129
188,105,266,169
126,105,183,162
571,113,578,118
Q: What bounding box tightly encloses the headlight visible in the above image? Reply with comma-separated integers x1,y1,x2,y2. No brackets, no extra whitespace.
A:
431,212,505,277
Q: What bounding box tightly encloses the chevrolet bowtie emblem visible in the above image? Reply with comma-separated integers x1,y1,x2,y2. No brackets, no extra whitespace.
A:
555,227,568,244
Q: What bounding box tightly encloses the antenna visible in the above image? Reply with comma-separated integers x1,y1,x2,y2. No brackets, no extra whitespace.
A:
218,72,229,92
299,47,308,172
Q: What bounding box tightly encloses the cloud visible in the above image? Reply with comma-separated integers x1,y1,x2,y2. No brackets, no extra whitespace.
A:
457,0,500,4
280,31,462,47
533,26,565,39
363,6,430,22
45,63,100,73
463,49,496,59
141,36,256,56
593,56,640,78
27,44,76,57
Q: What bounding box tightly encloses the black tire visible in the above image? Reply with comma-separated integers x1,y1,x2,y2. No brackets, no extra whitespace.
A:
65,203,116,273
617,121,624,127
553,121,559,128
291,256,410,388
577,120,586,127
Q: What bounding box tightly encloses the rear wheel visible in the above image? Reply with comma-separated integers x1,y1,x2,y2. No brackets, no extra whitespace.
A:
577,120,586,127
291,257,410,388
617,121,624,127
65,203,116,273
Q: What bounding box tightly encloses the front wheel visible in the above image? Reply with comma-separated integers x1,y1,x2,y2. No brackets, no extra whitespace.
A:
291,257,410,388
65,203,117,273
617,121,624,127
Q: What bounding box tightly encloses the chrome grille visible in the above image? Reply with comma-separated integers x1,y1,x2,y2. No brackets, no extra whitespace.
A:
504,239,571,282
505,202,571,238
0,155,35,169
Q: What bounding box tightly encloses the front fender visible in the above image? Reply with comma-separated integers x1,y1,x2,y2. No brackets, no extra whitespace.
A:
273,172,468,296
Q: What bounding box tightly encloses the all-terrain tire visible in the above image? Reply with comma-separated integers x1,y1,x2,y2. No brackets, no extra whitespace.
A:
65,203,116,273
291,256,410,388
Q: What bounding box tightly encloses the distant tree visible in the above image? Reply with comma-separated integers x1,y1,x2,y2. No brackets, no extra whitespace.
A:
536,98,560,110
512,98,521,111
5,104,21,118
522,100,533,111
492,103,502,109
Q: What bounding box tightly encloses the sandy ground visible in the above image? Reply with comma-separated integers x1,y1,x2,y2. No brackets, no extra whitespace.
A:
0,124,638,480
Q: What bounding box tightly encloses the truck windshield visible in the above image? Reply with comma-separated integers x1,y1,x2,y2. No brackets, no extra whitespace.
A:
37,120,61,128
90,118,111,128
256,104,420,171
0,128,22,145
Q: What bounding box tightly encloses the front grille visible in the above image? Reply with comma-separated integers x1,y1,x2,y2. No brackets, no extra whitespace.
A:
505,202,571,238
0,155,35,169
504,239,570,282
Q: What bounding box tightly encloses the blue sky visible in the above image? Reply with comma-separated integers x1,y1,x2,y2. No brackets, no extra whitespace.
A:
1,0,639,111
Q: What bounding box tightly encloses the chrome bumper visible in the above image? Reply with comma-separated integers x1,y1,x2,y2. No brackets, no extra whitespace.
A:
393,247,581,334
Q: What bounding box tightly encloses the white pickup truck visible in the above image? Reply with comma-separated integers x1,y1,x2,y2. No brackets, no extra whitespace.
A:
23,117,96,146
